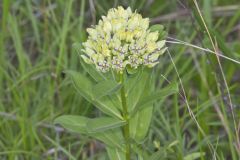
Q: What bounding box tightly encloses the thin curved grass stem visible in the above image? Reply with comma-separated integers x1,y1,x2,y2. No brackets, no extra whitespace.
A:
166,39,240,65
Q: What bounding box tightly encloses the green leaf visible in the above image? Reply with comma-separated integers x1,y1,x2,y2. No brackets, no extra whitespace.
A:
66,70,122,119
125,68,142,95
133,82,179,114
66,70,93,101
183,152,205,160
55,115,125,133
127,68,151,112
129,111,139,140
159,31,168,40
54,115,125,149
94,96,123,119
80,58,107,82
54,115,88,134
72,42,106,82
130,83,178,141
149,24,164,33
94,129,125,149
92,80,122,99
129,69,154,142
131,107,153,142
106,147,125,160
109,94,122,111
87,117,126,133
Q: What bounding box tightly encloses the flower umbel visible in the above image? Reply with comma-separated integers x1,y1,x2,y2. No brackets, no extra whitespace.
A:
81,6,166,73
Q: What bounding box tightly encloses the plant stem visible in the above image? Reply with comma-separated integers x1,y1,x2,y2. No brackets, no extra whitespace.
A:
120,73,131,160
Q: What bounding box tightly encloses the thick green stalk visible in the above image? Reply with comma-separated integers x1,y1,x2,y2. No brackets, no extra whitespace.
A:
119,73,131,160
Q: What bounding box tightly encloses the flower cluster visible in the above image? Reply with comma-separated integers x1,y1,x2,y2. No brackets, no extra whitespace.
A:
81,6,166,72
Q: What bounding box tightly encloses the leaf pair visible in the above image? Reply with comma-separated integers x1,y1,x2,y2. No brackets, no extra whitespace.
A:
92,80,122,100
131,82,179,115
128,68,154,143
54,115,126,149
63,69,128,158
66,70,123,119
126,68,179,143
54,115,125,134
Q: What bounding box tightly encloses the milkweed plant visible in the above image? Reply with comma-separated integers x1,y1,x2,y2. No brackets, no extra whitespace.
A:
55,6,178,160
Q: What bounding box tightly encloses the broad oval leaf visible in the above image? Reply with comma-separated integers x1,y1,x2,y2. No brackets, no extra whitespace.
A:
130,82,179,141
54,115,88,134
130,107,153,142
54,115,125,149
129,69,154,142
92,80,122,99
132,82,179,114
55,115,125,134
66,70,93,101
96,129,125,149
127,68,152,112
87,117,126,133
66,70,122,119
125,68,142,95
94,96,123,119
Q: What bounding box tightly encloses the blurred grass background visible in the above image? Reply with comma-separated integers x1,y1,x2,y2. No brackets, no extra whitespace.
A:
0,0,240,159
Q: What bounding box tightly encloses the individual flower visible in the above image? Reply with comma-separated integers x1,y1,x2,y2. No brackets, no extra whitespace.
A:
81,6,166,73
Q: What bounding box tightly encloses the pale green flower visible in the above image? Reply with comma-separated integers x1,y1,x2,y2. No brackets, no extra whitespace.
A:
81,6,166,73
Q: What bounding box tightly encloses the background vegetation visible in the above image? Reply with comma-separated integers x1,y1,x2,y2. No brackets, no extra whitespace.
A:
0,0,240,159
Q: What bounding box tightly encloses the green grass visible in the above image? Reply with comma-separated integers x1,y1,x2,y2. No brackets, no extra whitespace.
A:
0,0,240,159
